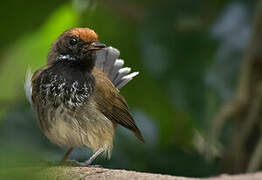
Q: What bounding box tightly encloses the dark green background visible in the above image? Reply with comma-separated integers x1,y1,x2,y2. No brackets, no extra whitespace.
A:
0,0,256,178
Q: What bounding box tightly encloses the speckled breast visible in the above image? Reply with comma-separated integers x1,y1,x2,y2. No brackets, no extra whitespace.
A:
34,63,95,110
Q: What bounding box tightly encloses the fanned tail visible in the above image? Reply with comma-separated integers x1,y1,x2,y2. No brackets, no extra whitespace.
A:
95,47,139,89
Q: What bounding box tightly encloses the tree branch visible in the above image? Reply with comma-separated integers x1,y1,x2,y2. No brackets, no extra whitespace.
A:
31,166,262,180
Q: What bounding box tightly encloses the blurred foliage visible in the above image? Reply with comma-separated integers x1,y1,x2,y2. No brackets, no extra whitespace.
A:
0,0,257,179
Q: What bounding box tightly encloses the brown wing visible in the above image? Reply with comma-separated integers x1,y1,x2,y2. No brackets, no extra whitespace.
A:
92,67,145,143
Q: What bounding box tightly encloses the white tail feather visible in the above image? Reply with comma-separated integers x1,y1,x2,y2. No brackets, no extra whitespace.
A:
113,67,131,85
95,46,139,89
116,72,139,89
24,68,33,105
109,59,124,80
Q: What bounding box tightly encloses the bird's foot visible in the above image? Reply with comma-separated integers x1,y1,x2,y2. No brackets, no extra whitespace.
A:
79,163,102,168
61,159,102,168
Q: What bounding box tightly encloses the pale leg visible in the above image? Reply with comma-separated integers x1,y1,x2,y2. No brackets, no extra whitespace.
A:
80,148,104,166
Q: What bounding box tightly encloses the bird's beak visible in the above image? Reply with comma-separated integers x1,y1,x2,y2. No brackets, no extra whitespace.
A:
87,42,106,51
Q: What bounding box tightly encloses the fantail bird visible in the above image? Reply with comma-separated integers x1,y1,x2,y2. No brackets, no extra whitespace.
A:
25,27,144,166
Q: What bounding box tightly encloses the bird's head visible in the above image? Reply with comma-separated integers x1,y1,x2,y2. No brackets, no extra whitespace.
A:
47,28,106,70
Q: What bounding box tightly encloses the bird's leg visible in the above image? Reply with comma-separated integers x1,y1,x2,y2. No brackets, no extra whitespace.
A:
80,148,104,166
60,147,74,163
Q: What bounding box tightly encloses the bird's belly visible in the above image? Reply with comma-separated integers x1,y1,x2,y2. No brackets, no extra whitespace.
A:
43,100,115,156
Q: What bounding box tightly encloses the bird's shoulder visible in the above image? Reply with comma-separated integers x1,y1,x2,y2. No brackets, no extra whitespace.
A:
31,65,52,102
92,67,128,109
31,66,49,82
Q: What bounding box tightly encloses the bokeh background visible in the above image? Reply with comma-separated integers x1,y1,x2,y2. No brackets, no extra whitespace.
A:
0,0,261,178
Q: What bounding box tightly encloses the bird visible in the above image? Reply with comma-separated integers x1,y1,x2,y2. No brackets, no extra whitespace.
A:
25,27,144,166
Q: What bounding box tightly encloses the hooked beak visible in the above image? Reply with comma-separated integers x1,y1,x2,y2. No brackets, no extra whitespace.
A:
87,42,106,51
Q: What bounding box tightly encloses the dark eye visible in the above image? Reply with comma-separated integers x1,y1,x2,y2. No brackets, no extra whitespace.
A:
69,37,78,46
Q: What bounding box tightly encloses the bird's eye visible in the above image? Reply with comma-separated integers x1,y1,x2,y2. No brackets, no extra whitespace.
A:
69,37,78,46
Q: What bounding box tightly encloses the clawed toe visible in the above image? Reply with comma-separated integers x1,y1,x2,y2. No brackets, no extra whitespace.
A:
79,163,102,168
61,159,102,168
89,164,102,168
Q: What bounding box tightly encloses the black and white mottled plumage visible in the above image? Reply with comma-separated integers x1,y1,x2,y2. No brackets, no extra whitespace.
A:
25,46,139,105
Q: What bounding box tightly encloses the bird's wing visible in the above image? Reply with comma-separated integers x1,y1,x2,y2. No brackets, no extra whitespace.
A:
95,47,139,89
92,68,145,142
